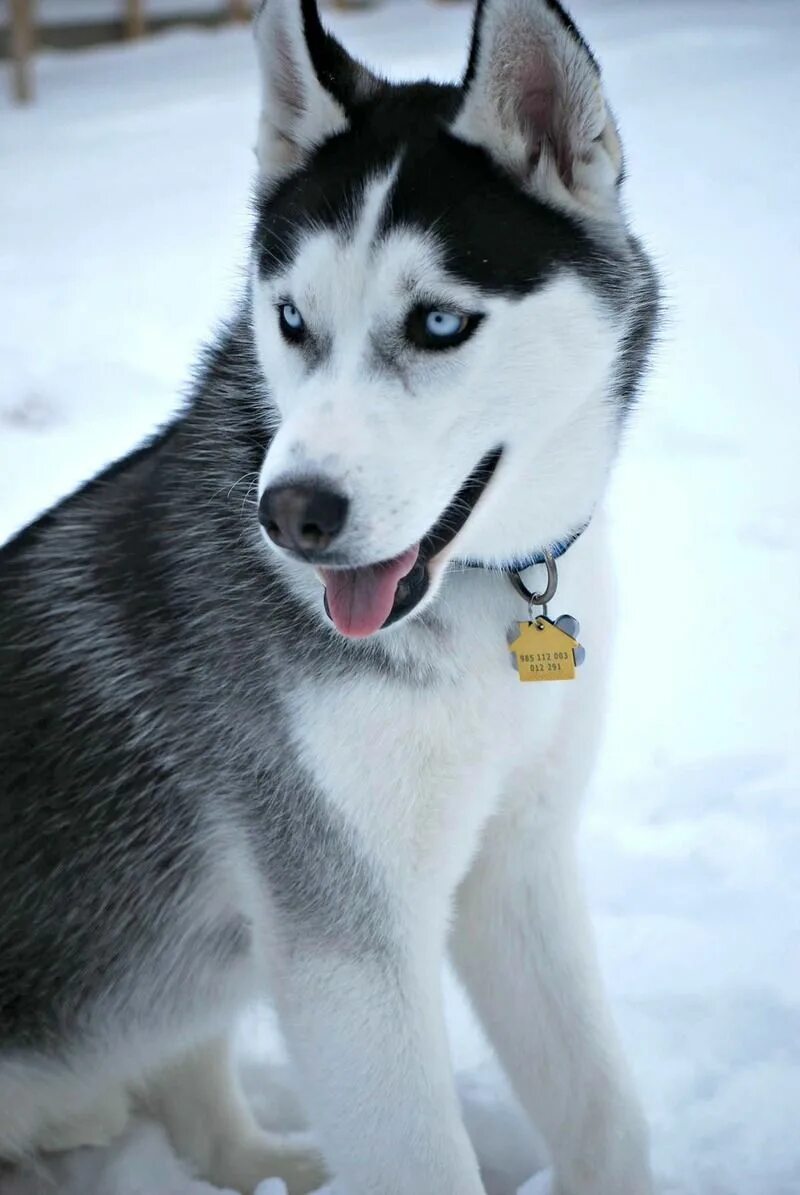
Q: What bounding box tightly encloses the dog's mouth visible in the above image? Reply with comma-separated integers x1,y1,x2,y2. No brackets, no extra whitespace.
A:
319,447,503,638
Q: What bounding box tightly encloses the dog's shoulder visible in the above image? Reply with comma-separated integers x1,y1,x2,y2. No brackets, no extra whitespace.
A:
0,423,179,572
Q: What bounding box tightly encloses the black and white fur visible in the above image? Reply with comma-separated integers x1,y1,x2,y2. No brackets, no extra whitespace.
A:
0,1,659,1192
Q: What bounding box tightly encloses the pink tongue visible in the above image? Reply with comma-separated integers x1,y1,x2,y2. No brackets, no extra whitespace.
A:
321,545,420,638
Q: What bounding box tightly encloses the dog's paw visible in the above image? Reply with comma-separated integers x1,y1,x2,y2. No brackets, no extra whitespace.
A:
208,1129,328,1195
518,1169,555,1195
36,1086,131,1152
255,1182,336,1195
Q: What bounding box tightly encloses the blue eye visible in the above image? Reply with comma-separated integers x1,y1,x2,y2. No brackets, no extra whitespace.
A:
407,305,482,351
279,302,305,341
426,310,467,338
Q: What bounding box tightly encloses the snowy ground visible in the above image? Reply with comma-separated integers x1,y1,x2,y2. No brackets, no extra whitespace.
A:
1,1,799,1193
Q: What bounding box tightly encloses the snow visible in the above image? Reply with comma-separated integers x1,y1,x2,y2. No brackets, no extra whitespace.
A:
1,1,799,1193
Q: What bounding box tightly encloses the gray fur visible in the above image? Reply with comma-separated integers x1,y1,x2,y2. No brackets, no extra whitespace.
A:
0,1,660,1184
0,318,396,1060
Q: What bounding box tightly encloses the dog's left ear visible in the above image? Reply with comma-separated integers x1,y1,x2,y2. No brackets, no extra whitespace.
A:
254,0,378,184
453,0,623,215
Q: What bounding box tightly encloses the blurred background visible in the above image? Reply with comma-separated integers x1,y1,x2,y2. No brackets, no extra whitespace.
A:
1,2,799,1194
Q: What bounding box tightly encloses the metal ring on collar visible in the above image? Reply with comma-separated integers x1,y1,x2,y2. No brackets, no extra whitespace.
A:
509,550,559,608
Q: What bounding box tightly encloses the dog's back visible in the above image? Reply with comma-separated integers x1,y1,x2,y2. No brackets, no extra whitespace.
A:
0,330,268,1091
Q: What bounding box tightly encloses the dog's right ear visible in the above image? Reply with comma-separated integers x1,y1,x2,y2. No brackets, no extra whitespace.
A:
453,0,623,216
254,0,378,184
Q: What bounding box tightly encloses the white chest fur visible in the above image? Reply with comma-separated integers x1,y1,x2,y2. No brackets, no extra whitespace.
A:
286,519,611,904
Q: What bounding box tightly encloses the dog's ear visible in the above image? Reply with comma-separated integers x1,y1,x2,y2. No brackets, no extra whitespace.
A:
453,0,623,214
254,0,378,183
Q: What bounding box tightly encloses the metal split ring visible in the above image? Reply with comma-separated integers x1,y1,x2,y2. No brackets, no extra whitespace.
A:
509,551,559,618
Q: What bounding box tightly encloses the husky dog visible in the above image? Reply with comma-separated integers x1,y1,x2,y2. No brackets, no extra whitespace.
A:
0,0,659,1191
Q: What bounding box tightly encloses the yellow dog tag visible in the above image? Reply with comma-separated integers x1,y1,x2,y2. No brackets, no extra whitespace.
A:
509,616,583,683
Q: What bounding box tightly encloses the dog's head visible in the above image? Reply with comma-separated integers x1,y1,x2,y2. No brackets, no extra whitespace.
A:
251,0,657,637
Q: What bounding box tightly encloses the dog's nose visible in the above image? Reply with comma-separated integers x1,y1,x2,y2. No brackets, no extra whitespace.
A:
259,484,349,554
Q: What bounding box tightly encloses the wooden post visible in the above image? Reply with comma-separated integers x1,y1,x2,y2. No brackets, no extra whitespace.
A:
126,0,146,39
9,0,35,103
229,0,249,20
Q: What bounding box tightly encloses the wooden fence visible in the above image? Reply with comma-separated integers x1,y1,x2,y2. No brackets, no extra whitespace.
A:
6,1,252,103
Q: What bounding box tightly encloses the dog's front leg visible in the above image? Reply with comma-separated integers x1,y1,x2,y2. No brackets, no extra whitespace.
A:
450,803,653,1195
271,926,485,1195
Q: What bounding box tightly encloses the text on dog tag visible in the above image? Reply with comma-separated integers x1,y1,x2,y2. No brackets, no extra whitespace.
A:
508,617,582,683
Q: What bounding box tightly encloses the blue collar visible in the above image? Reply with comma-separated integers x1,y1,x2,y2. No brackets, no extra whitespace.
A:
460,520,589,575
